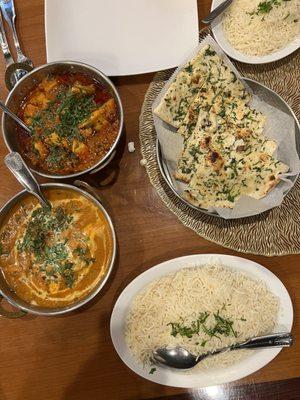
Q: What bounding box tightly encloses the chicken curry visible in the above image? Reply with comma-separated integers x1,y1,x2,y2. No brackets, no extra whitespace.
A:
0,188,114,308
17,73,119,175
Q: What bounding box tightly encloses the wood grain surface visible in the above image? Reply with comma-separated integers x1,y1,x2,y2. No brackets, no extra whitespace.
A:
0,1,299,399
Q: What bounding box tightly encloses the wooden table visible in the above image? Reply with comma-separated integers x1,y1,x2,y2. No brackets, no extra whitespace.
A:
0,1,299,399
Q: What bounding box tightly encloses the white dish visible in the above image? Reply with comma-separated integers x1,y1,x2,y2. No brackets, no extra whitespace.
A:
211,0,300,64
45,0,199,76
110,254,293,388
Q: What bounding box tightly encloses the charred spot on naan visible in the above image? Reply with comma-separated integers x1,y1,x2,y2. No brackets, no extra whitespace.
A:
206,150,224,172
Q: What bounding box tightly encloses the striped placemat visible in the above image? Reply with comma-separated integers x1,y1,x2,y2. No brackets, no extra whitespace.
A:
139,28,300,256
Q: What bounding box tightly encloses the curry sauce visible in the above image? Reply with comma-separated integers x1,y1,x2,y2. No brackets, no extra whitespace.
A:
17,73,119,175
0,189,113,308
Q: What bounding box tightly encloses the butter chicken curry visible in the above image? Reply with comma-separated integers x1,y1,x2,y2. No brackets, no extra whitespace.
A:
0,189,113,308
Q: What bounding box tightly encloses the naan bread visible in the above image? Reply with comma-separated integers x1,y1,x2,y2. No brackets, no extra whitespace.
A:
154,43,289,209
154,44,248,128
185,152,289,209
180,112,286,209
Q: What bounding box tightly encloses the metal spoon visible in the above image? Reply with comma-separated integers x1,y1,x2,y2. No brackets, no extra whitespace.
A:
0,0,33,67
4,152,51,209
202,0,233,24
153,332,293,369
0,100,31,134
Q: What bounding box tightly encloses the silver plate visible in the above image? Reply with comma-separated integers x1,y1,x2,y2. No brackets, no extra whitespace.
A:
156,78,300,218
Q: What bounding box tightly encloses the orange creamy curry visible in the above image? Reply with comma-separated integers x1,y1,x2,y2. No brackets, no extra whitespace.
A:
0,189,113,308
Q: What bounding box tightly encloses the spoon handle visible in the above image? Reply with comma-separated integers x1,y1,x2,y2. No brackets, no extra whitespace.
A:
4,152,51,209
202,0,233,24
0,100,31,133
232,332,293,350
197,332,293,363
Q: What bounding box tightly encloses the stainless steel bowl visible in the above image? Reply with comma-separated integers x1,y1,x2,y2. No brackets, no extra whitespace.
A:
2,61,124,179
0,183,116,316
157,78,300,218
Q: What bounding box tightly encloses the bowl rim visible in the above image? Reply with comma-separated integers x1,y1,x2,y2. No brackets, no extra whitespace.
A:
0,182,117,316
2,60,124,179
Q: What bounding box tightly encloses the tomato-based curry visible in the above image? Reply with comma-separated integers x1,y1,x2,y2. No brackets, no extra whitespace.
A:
17,73,119,175
0,189,113,308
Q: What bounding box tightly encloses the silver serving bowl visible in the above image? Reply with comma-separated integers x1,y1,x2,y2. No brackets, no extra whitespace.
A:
0,183,116,316
2,61,124,179
157,78,300,218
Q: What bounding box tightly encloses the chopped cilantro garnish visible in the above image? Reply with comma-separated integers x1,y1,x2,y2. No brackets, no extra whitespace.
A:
149,367,156,374
167,311,238,344
184,64,193,73
17,206,77,288
249,0,291,16
204,48,216,57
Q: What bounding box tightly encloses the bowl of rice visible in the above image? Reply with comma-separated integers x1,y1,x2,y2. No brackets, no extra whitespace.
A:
110,254,293,388
211,0,300,64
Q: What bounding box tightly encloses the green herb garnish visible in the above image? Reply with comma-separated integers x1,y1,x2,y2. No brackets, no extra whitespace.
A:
56,91,96,139
167,311,238,341
17,206,76,288
205,48,216,57
249,0,291,16
185,64,193,73
167,312,210,338
149,367,156,374
73,247,95,265
28,87,97,168
211,311,238,338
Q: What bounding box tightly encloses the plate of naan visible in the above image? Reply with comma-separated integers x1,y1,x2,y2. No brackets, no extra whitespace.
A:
152,37,300,218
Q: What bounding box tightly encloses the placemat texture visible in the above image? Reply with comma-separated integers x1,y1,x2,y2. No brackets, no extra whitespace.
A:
139,28,300,256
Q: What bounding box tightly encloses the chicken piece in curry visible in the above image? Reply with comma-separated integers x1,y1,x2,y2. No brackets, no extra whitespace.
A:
17,73,119,175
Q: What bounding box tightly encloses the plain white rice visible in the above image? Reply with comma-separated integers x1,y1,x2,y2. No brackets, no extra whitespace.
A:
223,0,300,56
125,264,279,371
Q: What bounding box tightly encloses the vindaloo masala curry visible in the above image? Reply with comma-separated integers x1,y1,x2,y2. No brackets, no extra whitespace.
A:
17,73,119,175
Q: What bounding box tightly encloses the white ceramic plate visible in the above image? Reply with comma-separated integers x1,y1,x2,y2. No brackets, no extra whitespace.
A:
45,0,199,76
211,0,300,64
110,254,293,388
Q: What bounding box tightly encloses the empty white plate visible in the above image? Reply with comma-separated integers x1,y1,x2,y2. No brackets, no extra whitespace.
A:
110,254,293,388
211,0,300,64
45,0,199,76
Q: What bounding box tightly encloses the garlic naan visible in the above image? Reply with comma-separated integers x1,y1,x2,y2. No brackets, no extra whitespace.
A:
154,43,289,209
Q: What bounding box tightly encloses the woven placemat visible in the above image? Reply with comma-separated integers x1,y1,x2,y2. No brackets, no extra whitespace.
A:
139,28,300,257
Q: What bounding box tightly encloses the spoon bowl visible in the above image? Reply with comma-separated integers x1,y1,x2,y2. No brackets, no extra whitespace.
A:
153,346,198,369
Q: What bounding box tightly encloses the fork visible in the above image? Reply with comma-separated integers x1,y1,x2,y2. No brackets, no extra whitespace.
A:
0,7,18,86
0,0,33,67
